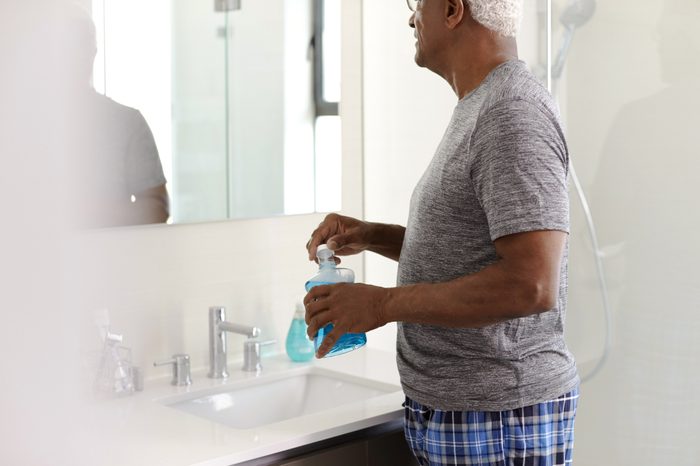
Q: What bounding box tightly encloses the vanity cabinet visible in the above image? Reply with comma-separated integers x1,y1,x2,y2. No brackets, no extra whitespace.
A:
239,422,418,466
277,429,417,466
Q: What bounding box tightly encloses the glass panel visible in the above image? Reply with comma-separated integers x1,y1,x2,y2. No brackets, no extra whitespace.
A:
170,1,228,223
550,0,700,464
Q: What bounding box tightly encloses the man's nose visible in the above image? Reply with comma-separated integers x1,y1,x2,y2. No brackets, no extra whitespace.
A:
408,13,415,28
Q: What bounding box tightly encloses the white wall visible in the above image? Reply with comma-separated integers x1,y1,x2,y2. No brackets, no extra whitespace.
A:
74,215,364,379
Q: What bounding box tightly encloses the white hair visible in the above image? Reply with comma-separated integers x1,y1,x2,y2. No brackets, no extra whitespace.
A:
465,0,523,37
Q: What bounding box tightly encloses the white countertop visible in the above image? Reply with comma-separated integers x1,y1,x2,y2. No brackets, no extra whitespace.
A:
81,348,403,466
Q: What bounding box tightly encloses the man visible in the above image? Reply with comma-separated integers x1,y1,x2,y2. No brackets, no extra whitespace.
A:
66,4,170,228
304,0,579,464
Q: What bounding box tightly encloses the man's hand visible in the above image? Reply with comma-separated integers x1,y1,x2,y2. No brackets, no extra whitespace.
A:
306,213,406,262
304,282,390,358
306,213,374,262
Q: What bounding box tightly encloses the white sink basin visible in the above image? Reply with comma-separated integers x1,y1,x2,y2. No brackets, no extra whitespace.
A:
159,367,401,429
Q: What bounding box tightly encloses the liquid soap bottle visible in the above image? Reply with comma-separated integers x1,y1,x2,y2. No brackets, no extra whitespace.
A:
305,244,366,357
285,302,315,362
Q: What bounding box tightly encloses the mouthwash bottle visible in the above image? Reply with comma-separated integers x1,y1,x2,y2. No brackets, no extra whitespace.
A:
285,302,315,362
305,244,366,357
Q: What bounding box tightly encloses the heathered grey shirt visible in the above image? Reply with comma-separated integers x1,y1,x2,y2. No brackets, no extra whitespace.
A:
396,60,579,411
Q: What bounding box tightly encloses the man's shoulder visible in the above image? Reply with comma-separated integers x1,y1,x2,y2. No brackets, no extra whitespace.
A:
88,90,142,121
479,61,558,119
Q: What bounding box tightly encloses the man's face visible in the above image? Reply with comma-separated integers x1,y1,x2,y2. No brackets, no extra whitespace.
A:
409,0,445,69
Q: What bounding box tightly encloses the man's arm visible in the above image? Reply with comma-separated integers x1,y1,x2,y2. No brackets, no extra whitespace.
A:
382,229,566,326
130,184,169,225
305,229,566,356
307,213,406,262
363,222,406,261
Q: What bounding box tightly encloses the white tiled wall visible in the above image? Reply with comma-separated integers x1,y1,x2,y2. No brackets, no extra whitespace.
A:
73,214,364,381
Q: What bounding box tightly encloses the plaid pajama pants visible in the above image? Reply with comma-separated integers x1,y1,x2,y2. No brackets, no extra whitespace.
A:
403,387,579,466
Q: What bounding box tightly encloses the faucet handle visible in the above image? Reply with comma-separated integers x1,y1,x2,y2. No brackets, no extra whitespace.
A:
153,353,192,386
242,339,276,373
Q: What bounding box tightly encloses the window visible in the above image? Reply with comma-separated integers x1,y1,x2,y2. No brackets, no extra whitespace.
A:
313,0,341,213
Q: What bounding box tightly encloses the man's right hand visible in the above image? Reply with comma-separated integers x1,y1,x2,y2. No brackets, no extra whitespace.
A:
306,214,406,263
306,213,373,262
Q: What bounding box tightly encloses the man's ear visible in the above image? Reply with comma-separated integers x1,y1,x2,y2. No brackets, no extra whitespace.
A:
445,0,465,29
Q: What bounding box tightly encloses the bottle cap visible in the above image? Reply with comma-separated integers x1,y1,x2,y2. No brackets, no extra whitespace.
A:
316,244,334,260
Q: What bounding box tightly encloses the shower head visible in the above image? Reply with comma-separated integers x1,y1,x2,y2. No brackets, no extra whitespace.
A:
560,0,596,29
214,0,241,12
552,0,596,81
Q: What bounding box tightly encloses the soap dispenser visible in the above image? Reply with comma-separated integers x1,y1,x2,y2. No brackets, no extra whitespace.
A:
285,302,315,362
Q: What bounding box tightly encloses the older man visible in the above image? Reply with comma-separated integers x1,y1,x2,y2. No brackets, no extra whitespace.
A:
304,0,579,464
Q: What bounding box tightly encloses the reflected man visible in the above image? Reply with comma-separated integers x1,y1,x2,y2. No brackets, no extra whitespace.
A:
67,5,169,227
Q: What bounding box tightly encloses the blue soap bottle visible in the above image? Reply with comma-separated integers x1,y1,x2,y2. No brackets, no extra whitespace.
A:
305,244,366,357
285,302,315,362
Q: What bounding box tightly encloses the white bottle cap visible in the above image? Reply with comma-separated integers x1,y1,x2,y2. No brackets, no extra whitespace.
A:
316,244,334,260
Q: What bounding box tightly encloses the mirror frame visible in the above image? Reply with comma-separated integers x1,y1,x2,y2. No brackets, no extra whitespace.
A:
338,0,363,222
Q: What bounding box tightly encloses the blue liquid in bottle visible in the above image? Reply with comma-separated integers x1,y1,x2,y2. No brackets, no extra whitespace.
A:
305,245,366,358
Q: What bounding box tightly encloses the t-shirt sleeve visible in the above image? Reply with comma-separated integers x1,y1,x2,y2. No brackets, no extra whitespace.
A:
470,98,570,241
125,110,167,194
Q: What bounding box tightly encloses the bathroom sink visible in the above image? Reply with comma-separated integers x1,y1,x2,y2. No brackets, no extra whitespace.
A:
158,367,401,429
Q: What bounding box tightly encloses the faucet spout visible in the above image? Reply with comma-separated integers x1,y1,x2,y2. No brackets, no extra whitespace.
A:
218,321,260,339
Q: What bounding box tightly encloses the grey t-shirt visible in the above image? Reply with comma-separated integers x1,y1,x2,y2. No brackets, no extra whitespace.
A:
396,60,579,411
83,91,167,202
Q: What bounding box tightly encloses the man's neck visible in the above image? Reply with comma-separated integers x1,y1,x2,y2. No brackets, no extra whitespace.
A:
444,38,519,99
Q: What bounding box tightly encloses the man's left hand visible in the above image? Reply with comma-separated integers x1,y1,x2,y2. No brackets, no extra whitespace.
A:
303,283,389,358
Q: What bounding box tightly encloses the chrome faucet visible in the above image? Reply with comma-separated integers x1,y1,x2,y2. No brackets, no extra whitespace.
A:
208,306,260,378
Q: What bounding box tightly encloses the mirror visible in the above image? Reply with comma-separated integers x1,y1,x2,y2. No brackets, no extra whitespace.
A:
81,0,341,227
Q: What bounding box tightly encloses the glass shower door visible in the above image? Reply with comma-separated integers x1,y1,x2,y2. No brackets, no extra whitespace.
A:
170,1,229,223
548,1,700,464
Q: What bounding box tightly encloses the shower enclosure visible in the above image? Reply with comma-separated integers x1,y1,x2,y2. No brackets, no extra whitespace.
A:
547,0,700,464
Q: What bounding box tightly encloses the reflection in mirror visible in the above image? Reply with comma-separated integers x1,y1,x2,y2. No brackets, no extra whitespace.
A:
88,0,341,226
62,4,169,229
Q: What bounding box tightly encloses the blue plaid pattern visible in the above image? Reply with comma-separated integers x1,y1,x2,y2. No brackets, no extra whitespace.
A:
403,387,579,465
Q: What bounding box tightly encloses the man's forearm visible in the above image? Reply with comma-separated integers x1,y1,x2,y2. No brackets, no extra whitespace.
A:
366,222,406,261
382,261,555,328
379,230,565,327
